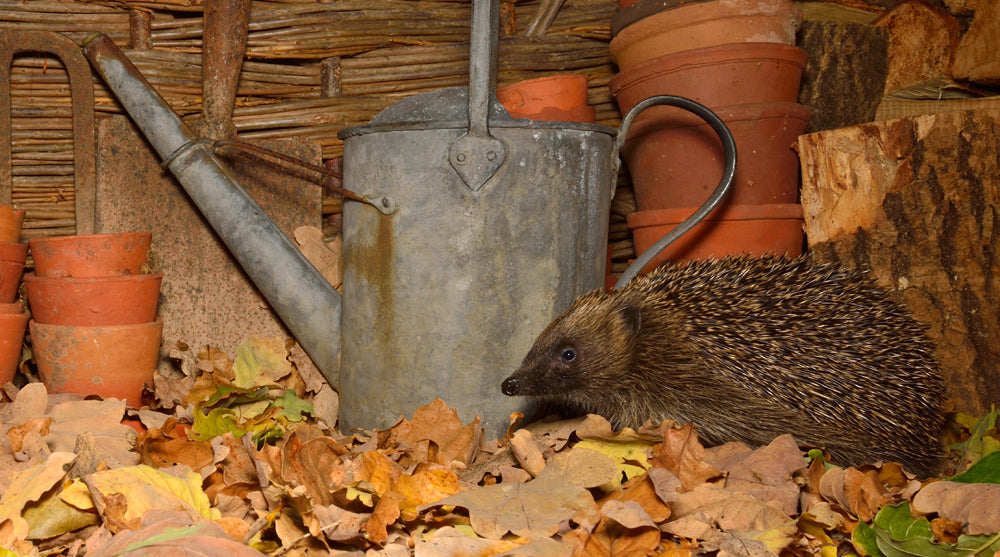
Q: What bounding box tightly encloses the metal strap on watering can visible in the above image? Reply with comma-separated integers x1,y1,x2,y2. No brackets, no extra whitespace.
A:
448,0,507,191
612,95,738,289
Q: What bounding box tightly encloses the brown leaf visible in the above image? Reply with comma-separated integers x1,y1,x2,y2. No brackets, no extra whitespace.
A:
664,484,792,540
84,509,267,557
912,481,1000,535
387,398,482,466
534,447,621,491
363,490,404,546
818,466,893,522
602,473,671,524
278,428,350,506
421,475,599,540
137,425,214,471
311,503,371,543
931,516,963,544
649,424,722,490
706,434,807,516
579,501,661,557
510,429,546,477
7,418,52,453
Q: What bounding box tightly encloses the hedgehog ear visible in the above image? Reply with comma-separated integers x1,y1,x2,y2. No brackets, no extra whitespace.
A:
615,301,642,339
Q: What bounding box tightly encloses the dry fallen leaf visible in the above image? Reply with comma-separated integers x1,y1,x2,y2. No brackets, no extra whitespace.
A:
422,473,599,539
649,423,723,490
912,481,1000,535
818,466,893,522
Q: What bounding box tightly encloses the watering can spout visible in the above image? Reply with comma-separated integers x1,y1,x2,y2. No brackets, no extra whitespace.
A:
81,33,343,386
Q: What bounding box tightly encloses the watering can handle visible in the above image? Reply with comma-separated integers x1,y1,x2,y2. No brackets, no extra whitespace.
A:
448,0,507,191
612,95,738,289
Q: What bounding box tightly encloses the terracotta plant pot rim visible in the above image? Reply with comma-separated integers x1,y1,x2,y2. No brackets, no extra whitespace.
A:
24,271,164,285
29,231,151,246
30,317,164,334
627,203,804,228
0,302,24,314
630,101,810,133
0,242,27,263
609,43,807,94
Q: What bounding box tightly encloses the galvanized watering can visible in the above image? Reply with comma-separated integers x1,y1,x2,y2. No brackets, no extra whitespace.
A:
82,0,734,439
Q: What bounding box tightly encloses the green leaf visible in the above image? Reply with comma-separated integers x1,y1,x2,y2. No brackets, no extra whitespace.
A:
854,520,884,557
869,502,1000,557
951,408,1000,471
950,451,1000,484
274,390,313,422
191,405,247,441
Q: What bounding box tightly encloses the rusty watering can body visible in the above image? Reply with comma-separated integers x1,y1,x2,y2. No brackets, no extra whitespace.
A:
338,112,616,437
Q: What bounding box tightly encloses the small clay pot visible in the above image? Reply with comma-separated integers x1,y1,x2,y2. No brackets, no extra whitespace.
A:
29,231,152,278
0,260,25,304
609,0,802,70
0,308,28,384
623,102,811,212
497,74,596,123
0,206,25,244
24,272,163,326
30,318,163,407
0,302,24,314
627,203,804,271
609,43,808,114
0,242,27,264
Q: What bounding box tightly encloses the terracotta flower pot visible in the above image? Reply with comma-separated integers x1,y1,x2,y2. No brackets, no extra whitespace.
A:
0,260,25,304
0,242,27,264
0,206,25,243
497,74,596,123
0,307,28,384
28,231,152,278
627,203,804,271
30,318,163,407
623,102,811,212
24,272,162,326
609,0,801,70
0,302,24,314
610,43,808,115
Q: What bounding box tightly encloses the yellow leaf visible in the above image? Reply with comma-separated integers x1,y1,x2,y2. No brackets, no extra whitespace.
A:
395,468,461,521
574,438,653,480
83,465,220,526
233,336,292,389
0,452,76,544
59,479,94,511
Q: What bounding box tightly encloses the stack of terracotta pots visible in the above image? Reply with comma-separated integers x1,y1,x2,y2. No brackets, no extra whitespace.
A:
0,205,28,384
609,0,810,268
25,232,161,407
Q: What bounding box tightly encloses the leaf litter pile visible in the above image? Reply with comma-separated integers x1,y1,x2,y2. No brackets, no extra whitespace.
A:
1,336,1000,556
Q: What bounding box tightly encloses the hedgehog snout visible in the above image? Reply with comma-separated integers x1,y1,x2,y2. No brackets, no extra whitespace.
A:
501,376,520,396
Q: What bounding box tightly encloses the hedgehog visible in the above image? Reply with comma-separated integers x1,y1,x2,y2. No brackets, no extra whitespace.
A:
501,255,947,476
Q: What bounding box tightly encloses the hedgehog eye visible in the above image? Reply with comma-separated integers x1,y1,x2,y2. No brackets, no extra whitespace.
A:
560,348,577,362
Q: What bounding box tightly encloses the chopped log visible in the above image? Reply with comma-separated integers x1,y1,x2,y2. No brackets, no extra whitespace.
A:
798,109,1000,415
872,0,960,96
951,0,1000,87
797,20,888,133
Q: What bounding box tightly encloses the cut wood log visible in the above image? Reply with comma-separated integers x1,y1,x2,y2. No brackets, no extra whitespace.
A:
873,0,960,96
951,0,1000,87
798,109,1000,415
797,20,888,133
